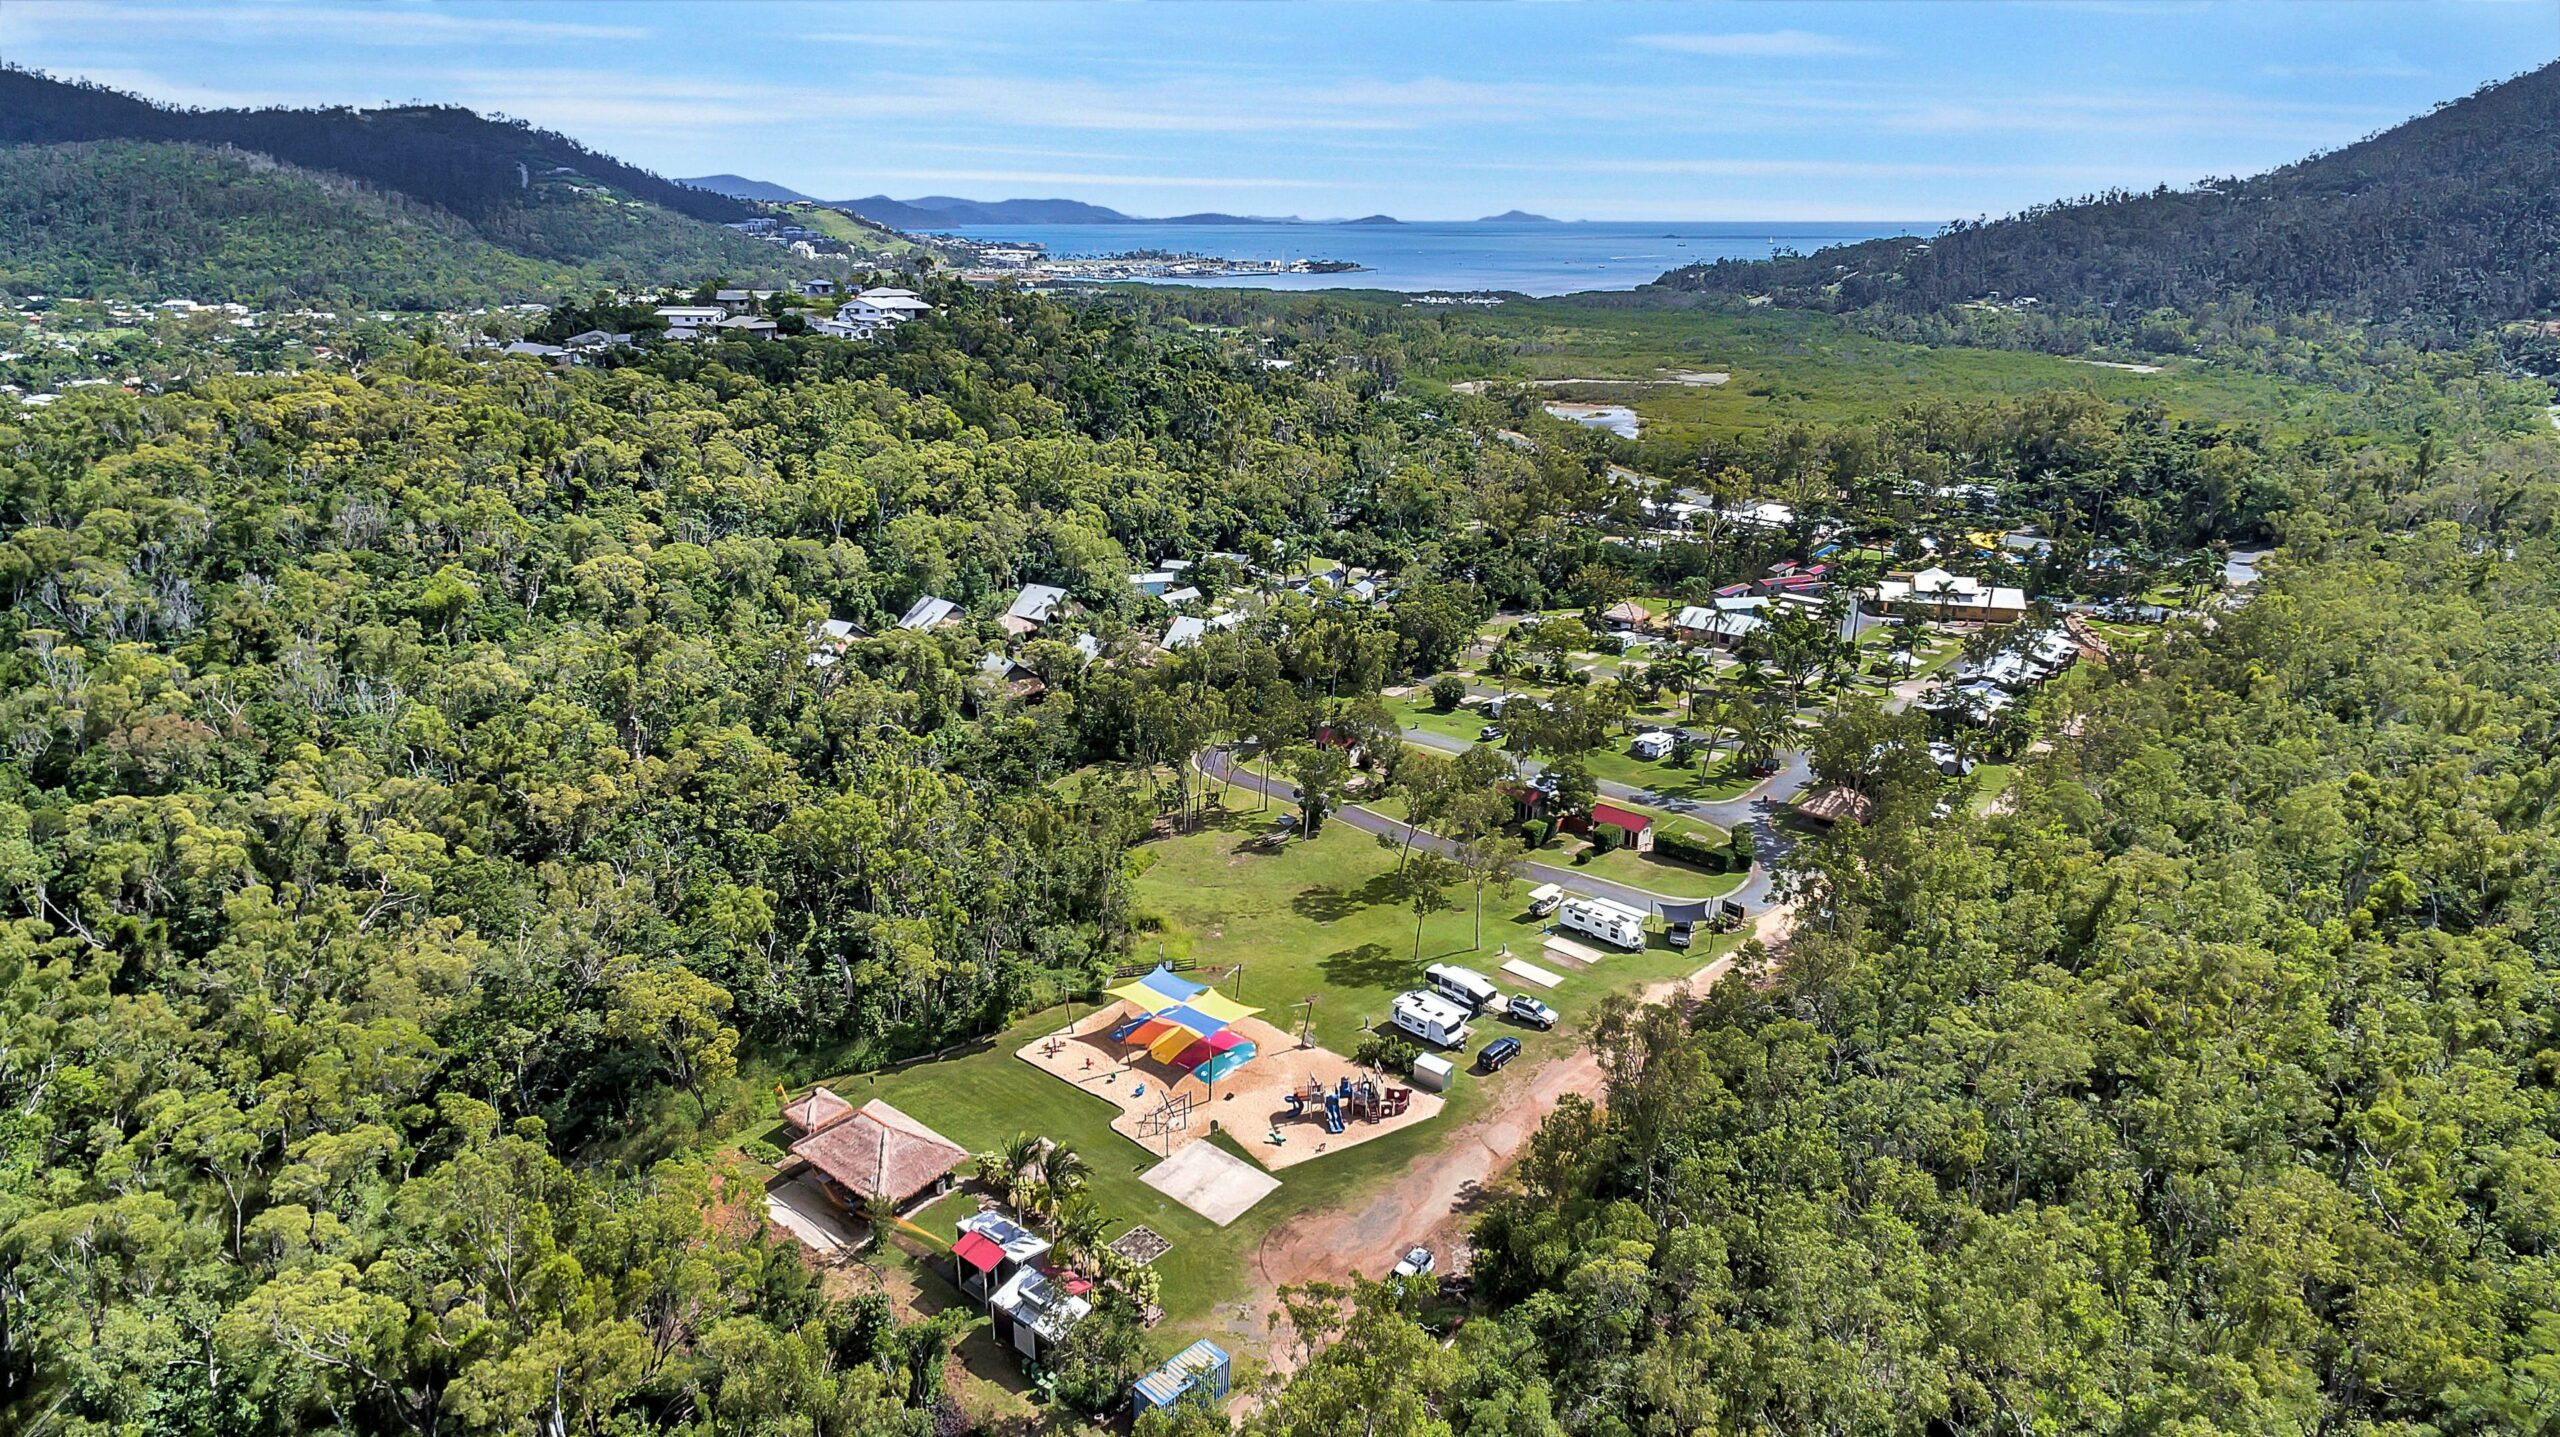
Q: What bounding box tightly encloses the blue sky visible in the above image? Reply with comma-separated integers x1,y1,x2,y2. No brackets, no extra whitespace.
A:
2,1,2552,221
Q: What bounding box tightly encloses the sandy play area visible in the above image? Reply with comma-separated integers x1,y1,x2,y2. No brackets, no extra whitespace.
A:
1016,1003,1443,1172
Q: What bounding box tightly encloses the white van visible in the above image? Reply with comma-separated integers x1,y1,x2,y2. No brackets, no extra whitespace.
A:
1424,963,1502,1015
1556,896,1648,950
1390,991,1475,1049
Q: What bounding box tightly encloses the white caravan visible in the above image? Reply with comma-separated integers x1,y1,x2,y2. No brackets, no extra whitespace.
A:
1390,991,1475,1049
1555,896,1648,950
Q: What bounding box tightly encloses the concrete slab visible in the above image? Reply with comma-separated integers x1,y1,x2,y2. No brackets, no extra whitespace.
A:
1501,957,1564,989
1141,1139,1280,1227
765,1172,867,1257
1543,934,1606,966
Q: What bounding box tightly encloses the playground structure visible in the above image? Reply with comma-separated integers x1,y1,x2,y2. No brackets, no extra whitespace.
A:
1015,1003,1446,1172
1134,1088,1197,1140
1284,1074,1412,1135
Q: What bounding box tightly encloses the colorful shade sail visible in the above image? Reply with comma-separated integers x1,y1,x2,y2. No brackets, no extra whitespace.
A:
1170,1032,1257,1082
1105,964,1211,1011
1105,965,1261,1024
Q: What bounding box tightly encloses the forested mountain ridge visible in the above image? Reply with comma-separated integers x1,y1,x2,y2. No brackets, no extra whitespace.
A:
0,66,749,226
1653,62,2560,343
0,142,603,308
0,68,803,306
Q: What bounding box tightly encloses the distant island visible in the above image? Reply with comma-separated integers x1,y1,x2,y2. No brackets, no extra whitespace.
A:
675,180,1582,230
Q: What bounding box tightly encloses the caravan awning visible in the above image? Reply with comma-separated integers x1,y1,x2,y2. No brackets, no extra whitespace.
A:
1655,898,1715,927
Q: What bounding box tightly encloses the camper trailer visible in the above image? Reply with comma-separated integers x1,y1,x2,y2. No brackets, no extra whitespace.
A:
1525,882,1565,918
1390,991,1475,1050
1556,896,1648,950
1423,963,1502,1015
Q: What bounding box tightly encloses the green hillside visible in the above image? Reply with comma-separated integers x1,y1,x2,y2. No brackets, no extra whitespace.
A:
1655,62,2560,343
0,67,815,309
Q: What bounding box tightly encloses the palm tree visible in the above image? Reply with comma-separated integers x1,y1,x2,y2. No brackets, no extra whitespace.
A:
1041,1142,1091,1202
998,1132,1043,1210
1050,1192,1112,1269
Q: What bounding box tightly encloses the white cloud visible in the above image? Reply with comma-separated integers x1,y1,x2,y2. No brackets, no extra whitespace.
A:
1632,30,1880,58
4,2,650,45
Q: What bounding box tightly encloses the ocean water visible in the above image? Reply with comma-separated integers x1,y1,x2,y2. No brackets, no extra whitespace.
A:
934,220,1925,296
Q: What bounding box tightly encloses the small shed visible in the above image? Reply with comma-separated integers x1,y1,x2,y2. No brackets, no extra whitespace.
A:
1411,1053,1455,1092
1133,1339,1233,1419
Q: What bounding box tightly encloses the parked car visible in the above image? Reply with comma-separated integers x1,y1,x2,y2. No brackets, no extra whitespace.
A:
1391,1246,1436,1279
1506,994,1558,1029
1478,1036,1523,1072
1477,724,1504,742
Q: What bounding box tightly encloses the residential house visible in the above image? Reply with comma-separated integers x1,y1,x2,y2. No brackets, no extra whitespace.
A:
786,1099,970,1216
1162,616,1208,651
1565,801,1655,853
813,316,876,341
1672,604,1764,648
999,584,1069,637
499,340,567,363
561,329,633,353
1602,599,1653,630
837,287,934,329
896,595,959,631
715,314,778,339
654,306,727,339
1867,568,2030,625
1159,585,1202,607
975,651,1047,701
799,278,839,296
714,289,757,313
807,617,862,669
1129,569,1183,598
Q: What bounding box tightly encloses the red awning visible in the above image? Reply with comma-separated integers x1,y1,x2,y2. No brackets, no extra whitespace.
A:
953,1231,1005,1274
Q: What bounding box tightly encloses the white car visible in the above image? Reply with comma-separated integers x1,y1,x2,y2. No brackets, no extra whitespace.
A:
1391,1246,1435,1279
1506,994,1558,1029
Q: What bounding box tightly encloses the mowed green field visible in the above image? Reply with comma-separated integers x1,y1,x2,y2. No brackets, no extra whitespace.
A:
1396,297,2356,448
797,798,1737,1367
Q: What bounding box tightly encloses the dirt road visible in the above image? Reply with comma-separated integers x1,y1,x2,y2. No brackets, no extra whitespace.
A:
1226,905,1794,1380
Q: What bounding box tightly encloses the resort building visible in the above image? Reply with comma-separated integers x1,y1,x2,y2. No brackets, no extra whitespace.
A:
1866,567,2031,625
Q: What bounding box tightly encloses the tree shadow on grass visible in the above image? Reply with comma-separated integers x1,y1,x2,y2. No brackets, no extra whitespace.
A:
1319,941,1408,990
1289,871,1399,923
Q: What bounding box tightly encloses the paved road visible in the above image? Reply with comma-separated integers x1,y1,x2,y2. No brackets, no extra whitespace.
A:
1205,740,1811,916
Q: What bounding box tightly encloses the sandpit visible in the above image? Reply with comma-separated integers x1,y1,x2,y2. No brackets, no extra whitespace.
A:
1016,1002,1443,1171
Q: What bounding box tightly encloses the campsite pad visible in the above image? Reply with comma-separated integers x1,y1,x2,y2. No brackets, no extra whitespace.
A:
1017,1004,1442,1170
1141,1140,1280,1227
1543,934,1607,966
1501,957,1564,989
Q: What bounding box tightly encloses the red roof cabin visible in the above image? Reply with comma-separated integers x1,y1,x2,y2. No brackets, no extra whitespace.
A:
1564,801,1655,852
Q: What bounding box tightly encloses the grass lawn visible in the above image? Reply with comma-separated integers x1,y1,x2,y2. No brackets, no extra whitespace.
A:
1578,744,1761,802
1389,695,1500,748
1553,840,1744,900
1968,761,2019,814
799,801,1740,1371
